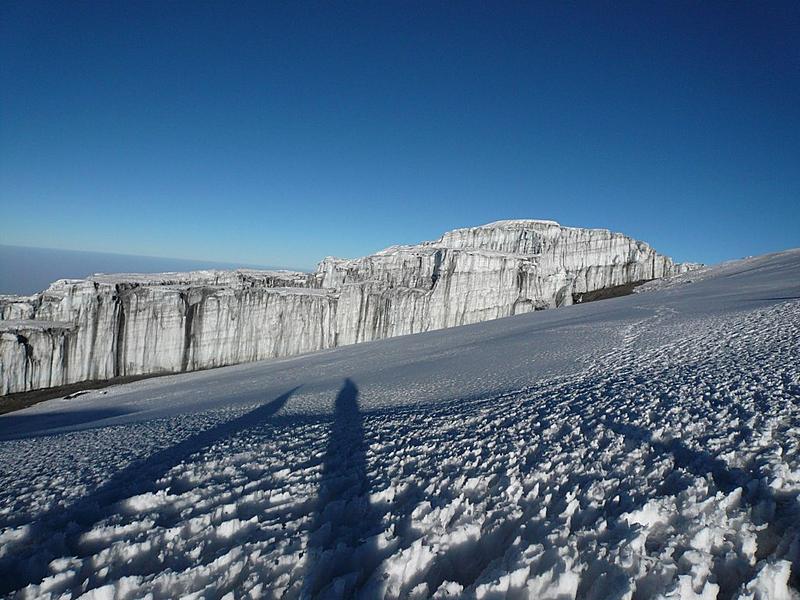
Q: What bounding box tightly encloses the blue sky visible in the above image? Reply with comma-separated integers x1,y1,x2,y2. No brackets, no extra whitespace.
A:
1,1,798,268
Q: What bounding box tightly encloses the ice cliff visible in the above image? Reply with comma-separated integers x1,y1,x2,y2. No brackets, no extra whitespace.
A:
0,220,696,394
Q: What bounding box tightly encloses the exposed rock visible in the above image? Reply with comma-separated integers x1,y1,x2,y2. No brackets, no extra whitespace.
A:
0,220,697,394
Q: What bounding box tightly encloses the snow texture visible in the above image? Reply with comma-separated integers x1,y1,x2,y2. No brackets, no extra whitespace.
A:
0,249,797,599
0,220,694,394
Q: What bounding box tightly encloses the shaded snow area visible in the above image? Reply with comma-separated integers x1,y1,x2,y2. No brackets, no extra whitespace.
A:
1,250,799,600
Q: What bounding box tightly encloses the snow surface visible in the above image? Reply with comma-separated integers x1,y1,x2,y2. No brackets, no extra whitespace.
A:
0,249,798,599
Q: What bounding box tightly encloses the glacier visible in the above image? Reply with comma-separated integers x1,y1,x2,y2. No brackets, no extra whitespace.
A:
0,220,696,395
0,249,797,599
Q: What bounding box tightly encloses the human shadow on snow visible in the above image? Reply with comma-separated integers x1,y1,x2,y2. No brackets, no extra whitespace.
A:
303,378,385,598
0,407,132,441
601,416,800,597
1,379,390,598
5,368,799,598
0,386,300,596
602,420,750,495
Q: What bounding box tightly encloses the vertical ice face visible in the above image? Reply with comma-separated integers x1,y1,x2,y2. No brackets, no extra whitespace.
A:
0,220,696,394
316,220,694,343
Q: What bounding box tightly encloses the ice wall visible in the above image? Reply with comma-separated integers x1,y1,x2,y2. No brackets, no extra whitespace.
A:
0,220,695,394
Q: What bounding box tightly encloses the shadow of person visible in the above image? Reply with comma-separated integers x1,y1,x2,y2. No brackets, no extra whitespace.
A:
0,407,132,441
0,387,299,597
602,418,750,495
304,378,382,598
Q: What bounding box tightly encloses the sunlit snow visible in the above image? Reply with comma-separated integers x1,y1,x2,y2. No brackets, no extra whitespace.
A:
1,250,798,599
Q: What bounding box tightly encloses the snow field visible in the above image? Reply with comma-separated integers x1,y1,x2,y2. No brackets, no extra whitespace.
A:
0,254,799,599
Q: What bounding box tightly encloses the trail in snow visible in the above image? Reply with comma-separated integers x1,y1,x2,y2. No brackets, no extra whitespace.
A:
0,250,799,599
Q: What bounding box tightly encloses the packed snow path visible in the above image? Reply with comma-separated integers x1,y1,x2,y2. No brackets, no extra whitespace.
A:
0,250,798,599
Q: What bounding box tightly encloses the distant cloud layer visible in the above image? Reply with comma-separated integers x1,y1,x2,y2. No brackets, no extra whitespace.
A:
0,245,298,296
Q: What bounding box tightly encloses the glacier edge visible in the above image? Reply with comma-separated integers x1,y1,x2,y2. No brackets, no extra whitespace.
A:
0,220,698,395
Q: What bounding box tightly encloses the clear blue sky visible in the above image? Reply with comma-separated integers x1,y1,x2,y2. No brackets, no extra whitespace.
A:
1,1,798,268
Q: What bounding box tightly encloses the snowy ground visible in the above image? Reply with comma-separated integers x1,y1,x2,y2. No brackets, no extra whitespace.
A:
1,250,799,600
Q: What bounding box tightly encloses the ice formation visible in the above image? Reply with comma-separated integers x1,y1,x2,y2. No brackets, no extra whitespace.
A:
0,249,797,599
1,220,695,395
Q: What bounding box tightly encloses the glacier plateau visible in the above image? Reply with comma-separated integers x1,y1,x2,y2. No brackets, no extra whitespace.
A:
1,220,695,395
0,249,797,599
